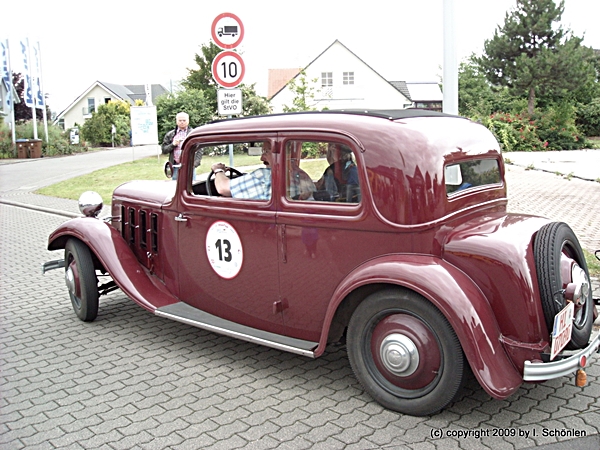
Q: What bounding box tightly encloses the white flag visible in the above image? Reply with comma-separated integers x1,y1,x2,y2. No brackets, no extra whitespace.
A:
1,40,11,110
32,42,44,109
20,39,35,108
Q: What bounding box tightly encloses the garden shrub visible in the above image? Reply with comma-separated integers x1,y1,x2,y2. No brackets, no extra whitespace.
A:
479,112,546,152
477,106,590,152
576,98,600,137
533,105,588,150
0,120,87,158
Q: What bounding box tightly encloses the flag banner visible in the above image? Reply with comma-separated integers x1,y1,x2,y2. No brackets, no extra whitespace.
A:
32,42,44,109
20,39,34,107
1,40,11,109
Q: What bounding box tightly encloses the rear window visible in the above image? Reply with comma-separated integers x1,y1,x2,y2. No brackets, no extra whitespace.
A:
445,159,501,196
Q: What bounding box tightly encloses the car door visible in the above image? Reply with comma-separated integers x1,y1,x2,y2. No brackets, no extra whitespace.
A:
175,136,284,335
276,134,375,343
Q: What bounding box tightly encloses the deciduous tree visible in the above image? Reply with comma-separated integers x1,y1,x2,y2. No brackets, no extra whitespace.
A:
80,100,131,146
283,70,318,112
183,42,271,117
154,89,212,138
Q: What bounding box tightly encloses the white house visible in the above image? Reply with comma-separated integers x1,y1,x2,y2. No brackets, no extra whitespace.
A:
268,40,441,113
54,81,168,130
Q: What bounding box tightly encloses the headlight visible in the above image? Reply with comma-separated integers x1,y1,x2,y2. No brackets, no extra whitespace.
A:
78,191,103,217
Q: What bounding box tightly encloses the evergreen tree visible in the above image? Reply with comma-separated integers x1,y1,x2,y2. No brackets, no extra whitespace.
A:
478,0,596,115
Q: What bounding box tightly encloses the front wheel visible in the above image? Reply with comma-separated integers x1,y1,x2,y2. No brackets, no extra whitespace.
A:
64,239,99,322
347,289,464,416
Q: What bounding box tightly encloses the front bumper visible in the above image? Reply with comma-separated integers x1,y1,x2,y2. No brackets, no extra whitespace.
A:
523,329,600,381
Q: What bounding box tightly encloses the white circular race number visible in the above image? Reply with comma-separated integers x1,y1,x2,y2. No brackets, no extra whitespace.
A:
206,221,243,279
211,51,245,88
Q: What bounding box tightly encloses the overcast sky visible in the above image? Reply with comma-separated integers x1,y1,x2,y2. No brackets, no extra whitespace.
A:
4,0,599,114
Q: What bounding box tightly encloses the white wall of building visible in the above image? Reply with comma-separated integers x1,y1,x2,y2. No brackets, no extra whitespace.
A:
270,41,411,113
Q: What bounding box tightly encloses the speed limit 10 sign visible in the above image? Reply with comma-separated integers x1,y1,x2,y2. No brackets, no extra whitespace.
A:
211,51,245,88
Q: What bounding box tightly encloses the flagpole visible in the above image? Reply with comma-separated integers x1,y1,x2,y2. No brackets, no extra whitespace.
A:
28,39,38,140
36,41,48,143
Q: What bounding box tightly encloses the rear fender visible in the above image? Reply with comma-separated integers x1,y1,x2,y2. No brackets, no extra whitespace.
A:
319,254,523,399
48,217,178,311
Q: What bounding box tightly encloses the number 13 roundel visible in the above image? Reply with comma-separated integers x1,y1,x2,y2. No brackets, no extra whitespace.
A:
206,221,244,279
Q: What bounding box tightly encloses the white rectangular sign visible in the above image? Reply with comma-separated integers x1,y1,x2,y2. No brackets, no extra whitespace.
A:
130,106,159,145
218,88,242,115
550,301,574,360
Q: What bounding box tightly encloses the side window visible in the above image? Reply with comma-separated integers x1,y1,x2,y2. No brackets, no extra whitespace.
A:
445,159,501,195
285,140,361,204
190,141,272,201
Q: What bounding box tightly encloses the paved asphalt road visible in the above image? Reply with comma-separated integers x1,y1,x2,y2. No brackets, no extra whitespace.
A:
0,145,161,194
1,147,600,449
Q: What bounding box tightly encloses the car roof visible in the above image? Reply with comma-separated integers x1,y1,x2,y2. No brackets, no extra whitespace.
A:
207,108,459,125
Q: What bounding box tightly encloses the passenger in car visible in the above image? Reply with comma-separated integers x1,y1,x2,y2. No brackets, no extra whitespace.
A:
314,144,359,202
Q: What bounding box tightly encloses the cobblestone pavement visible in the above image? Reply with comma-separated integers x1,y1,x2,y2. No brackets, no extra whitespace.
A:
1,162,600,449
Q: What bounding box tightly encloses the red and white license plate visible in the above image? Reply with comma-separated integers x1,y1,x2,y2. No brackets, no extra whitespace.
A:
550,302,574,360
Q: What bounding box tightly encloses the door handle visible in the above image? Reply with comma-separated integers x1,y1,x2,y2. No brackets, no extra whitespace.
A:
174,213,188,222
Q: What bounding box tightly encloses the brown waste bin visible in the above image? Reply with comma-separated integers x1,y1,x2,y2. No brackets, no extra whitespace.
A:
29,139,43,158
16,140,29,158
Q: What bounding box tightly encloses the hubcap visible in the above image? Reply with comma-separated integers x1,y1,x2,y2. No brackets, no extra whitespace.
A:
380,333,419,377
65,260,81,300
65,266,76,295
370,313,440,390
568,265,589,307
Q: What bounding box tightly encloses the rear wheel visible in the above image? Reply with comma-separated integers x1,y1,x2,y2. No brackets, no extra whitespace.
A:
347,288,464,416
64,239,99,322
534,222,593,349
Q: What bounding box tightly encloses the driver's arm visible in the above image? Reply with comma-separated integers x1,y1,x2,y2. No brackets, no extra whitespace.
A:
212,163,232,197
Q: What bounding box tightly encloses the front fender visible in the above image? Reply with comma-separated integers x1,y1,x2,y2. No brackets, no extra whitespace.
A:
48,217,178,312
318,254,523,400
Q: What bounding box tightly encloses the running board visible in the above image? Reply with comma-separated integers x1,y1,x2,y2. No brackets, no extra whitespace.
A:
155,302,318,358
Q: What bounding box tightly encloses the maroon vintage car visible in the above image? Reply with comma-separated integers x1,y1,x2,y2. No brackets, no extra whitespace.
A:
44,110,599,416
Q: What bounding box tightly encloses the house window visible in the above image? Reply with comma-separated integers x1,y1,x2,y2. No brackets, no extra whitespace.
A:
104,97,111,104
321,72,333,88
343,72,354,85
87,98,95,114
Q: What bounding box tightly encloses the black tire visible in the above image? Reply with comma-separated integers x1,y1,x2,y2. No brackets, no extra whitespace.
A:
534,222,593,349
347,288,464,416
64,239,99,322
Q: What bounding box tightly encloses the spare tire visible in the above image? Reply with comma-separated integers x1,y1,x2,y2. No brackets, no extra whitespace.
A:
534,222,594,349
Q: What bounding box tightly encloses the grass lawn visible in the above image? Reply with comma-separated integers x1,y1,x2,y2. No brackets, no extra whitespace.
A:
35,153,329,204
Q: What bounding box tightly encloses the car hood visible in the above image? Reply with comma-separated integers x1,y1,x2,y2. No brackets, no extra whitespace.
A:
112,180,177,206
